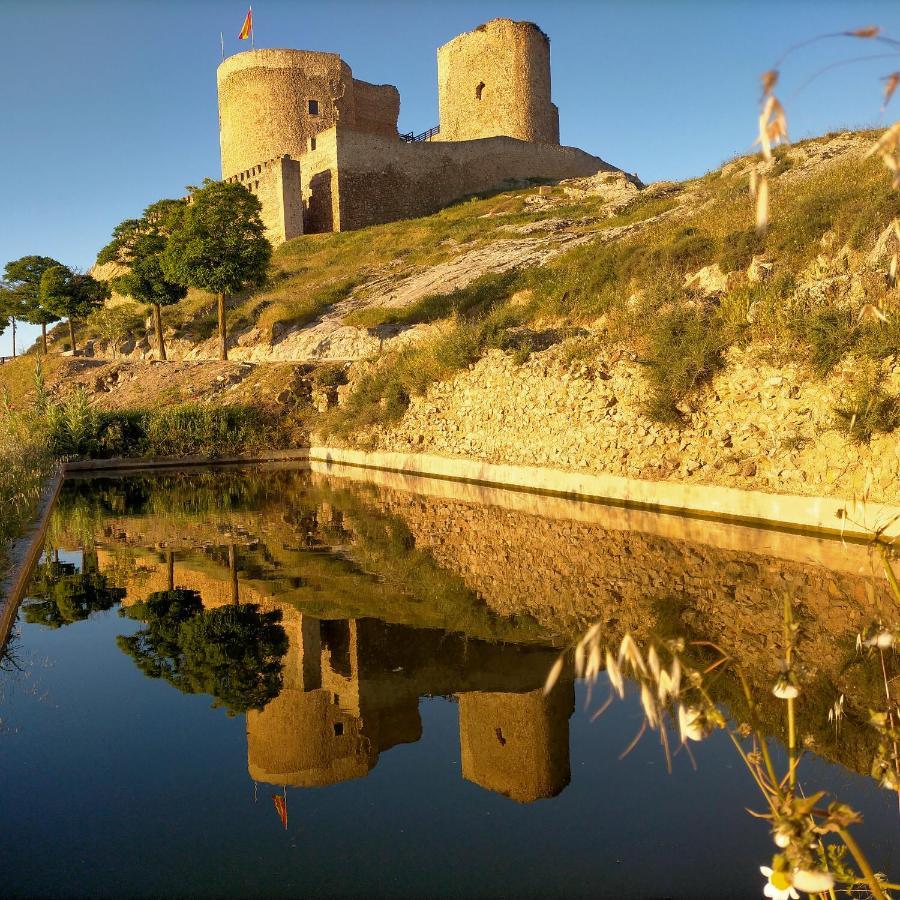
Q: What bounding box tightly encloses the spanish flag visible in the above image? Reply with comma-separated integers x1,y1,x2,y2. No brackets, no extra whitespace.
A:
272,793,287,829
238,8,253,40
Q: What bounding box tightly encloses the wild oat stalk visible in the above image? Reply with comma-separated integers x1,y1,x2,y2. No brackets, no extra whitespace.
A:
754,24,900,289
544,555,900,898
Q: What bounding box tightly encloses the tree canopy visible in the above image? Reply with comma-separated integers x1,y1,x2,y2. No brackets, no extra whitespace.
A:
39,265,110,353
98,199,188,360
162,182,270,296
22,555,125,629
162,180,271,360
3,256,64,353
117,589,288,715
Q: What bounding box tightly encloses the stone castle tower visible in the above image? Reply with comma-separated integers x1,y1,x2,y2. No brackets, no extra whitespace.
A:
214,19,616,242
436,19,559,145
217,49,399,181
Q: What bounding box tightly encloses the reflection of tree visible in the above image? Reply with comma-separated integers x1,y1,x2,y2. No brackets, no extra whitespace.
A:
117,589,288,715
22,553,126,629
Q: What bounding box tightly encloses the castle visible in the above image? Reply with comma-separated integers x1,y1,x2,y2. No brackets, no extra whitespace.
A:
217,18,617,243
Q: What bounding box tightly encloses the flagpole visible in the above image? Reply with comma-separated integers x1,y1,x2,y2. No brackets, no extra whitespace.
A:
220,31,225,62
250,5,254,50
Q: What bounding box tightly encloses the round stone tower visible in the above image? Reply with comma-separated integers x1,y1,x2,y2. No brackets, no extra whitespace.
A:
436,19,560,145
217,49,400,181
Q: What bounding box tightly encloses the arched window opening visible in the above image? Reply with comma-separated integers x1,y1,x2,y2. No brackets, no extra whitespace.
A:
475,81,485,101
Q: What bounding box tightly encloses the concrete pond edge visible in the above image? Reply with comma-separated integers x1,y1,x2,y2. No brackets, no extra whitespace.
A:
305,447,900,542
0,467,65,645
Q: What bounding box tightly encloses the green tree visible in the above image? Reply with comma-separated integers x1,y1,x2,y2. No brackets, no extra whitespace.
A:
0,281,26,357
22,552,125,628
161,180,271,360
39,265,110,354
4,256,64,354
97,200,187,361
117,588,288,714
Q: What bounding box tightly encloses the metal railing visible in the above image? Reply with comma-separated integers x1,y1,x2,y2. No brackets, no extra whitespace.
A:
400,125,440,143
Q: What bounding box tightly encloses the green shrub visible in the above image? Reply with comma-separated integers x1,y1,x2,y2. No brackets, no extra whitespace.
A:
834,373,900,443
641,307,740,424
0,406,52,566
45,388,101,457
720,228,766,273
664,226,718,272
86,303,146,345
793,308,858,375
140,404,269,457
857,318,900,362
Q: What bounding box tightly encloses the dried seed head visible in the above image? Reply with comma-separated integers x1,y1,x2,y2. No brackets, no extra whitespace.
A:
883,72,900,110
543,656,564,695
756,175,770,234
858,303,888,323
845,25,881,38
605,650,625,699
640,682,659,730
760,69,779,98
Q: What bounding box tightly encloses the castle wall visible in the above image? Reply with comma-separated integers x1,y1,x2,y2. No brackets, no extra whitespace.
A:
299,128,342,233
351,79,401,139
299,126,612,233
225,155,304,244
217,49,399,181
437,19,559,145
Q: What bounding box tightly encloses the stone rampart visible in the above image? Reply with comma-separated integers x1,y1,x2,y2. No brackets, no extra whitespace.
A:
300,125,612,232
224,155,303,243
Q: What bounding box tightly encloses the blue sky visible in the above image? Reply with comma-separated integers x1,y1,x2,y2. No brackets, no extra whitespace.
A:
1,0,898,355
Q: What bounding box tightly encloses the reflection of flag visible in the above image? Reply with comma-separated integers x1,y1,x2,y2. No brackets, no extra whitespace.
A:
273,793,287,829
238,8,253,40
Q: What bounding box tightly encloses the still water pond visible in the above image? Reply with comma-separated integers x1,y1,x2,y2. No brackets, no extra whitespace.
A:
1,466,897,898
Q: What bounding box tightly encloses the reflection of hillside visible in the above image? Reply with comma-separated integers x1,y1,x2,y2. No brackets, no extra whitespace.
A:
58,473,552,646
51,469,896,778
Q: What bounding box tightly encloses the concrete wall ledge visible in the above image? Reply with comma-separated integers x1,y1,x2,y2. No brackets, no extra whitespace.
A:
0,468,64,637
63,448,312,473
307,446,900,542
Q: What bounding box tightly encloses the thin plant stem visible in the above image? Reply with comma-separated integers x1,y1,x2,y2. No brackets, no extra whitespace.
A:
735,665,781,792
783,594,798,792
837,827,888,900
878,544,900,603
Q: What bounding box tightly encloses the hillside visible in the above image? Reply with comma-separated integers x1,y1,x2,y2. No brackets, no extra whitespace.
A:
7,128,900,504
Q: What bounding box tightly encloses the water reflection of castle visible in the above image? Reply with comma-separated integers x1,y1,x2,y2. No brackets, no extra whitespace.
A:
248,615,573,803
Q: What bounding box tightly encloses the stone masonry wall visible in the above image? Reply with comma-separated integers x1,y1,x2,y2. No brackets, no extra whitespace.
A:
437,19,559,144
299,128,341,233
365,342,900,506
225,155,303,244
299,125,612,232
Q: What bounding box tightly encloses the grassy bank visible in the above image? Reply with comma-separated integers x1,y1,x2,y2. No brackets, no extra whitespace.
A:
323,137,900,438
42,391,278,460
0,406,53,580
0,371,288,587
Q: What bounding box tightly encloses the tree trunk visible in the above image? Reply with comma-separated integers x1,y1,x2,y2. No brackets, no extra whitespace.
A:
229,544,239,605
218,293,228,361
167,551,175,592
41,322,47,355
11,318,15,357
153,303,167,361
68,318,77,354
